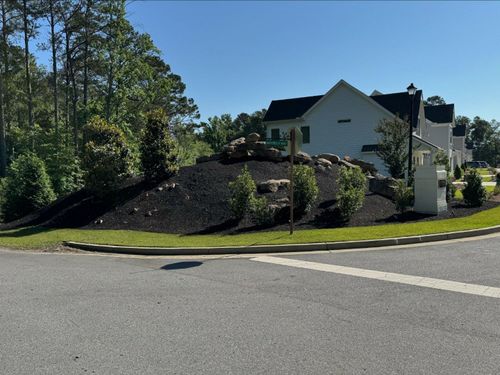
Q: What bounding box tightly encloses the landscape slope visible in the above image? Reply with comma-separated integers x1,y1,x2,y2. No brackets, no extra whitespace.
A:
1,159,497,234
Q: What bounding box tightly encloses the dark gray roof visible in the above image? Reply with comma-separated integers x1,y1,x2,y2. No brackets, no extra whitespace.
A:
424,104,455,124
453,124,466,137
370,90,422,128
263,95,323,122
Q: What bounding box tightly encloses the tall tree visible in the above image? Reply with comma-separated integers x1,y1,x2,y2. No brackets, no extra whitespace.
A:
424,96,446,106
21,0,37,149
375,116,409,178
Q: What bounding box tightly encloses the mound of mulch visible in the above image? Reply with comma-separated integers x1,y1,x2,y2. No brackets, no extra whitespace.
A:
2,159,498,234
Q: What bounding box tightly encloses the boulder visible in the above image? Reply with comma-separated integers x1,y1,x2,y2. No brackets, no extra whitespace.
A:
291,151,312,164
315,158,332,168
255,147,282,161
345,157,378,174
368,175,397,200
338,160,358,169
229,137,246,146
257,179,290,193
246,132,261,143
317,153,340,164
246,141,267,151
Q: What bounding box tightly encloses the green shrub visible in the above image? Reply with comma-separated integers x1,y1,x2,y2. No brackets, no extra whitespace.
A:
250,196,276,226
1,153,56,221
433,150,451,174
454,164,462,180
82,116,132,196
393,179,414,214
228,165,256,220
292,165,319,214
494,185,500,196
45,149,84,197
336,166,366,220
462,169,487,207
140,109,179,180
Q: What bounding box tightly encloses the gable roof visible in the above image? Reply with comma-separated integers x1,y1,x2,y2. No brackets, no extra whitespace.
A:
370,90,422,128
262,95,322,122
453,124,466,137
424,104,455,124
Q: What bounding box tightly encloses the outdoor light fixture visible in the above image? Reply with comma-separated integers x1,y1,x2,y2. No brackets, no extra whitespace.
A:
407,83,417,186
407,83,417,96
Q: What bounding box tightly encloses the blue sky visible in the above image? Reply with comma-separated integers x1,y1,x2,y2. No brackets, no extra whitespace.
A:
36,1,500,122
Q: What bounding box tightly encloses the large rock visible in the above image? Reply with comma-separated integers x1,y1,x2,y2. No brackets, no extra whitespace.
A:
290,151,312,164
368,175,397,199
255,147,282,161
257,179,290,193
246,141,267,151
317,153,340,164
338,160,358,169
344,157,377,174
245,132,261,143
229,137,246,146
315,158,332,168
228,150,250,159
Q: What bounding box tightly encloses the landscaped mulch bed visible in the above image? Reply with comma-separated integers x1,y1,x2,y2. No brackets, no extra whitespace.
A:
2,159,498,234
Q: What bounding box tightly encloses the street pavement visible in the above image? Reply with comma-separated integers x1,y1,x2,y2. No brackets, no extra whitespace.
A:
1,235,500,374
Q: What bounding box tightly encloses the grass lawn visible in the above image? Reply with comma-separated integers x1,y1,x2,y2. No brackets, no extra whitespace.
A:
455,185,495,200
0,205,499,250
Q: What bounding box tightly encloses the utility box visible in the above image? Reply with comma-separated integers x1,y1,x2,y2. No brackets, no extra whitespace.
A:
414,165,448,215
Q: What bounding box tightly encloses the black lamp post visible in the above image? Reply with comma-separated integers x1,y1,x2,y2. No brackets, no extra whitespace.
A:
407,83,417,186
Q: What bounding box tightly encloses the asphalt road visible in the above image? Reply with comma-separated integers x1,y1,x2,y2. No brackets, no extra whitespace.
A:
1,235,500,374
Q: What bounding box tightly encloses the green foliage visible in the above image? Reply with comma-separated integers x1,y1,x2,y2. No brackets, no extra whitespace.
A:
251,196,276,226
1,153,56,221
292,165,319,214
140,109,179,180
336,166,366,220
228,165,257,220
454,164,463,180
82,116,132,196
233,110,267,139
45,148,84,197
199,114,235,153
175,129,213,167
424,96,446,106
393,179,414,214
433,150,451,174
462,169,487,207
494,185,500,196
375,117,408,178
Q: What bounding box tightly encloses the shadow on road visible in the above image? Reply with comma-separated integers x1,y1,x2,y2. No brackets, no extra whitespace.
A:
161,261,203,270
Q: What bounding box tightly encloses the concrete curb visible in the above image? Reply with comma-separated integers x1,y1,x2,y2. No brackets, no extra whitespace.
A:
63,224,500,256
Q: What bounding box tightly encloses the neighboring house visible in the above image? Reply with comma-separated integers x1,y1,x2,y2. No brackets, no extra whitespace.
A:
263,79,464,176
452,124,472,167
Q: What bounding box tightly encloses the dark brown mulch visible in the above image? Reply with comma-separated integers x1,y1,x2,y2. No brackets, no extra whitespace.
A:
2,159,498,234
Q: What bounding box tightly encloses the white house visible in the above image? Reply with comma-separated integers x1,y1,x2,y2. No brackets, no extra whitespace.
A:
263,79,465,175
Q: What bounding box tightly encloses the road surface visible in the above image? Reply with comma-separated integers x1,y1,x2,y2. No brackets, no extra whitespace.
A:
1,235,500,374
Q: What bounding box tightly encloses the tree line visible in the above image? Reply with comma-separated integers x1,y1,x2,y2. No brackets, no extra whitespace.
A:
0,0,266,200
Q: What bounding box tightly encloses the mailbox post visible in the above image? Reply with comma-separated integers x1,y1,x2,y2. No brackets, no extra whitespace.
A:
413,165,448,215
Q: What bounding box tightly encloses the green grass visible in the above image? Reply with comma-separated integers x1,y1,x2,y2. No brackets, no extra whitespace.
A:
455,185,495,200
0,205,499,250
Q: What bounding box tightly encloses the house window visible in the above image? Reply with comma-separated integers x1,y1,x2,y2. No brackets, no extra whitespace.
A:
301,126,310,144
338,119,351,123
271,128,280,140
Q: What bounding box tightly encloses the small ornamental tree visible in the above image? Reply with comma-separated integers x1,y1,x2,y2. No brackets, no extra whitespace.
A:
375,117,408,178
336,166,367,220
433,150,451,174
1,153,56,221
140,109,179,181
462,169,487,207
82,116,132,196
228,165,256,220
454,164,463,180
292,165,319,214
